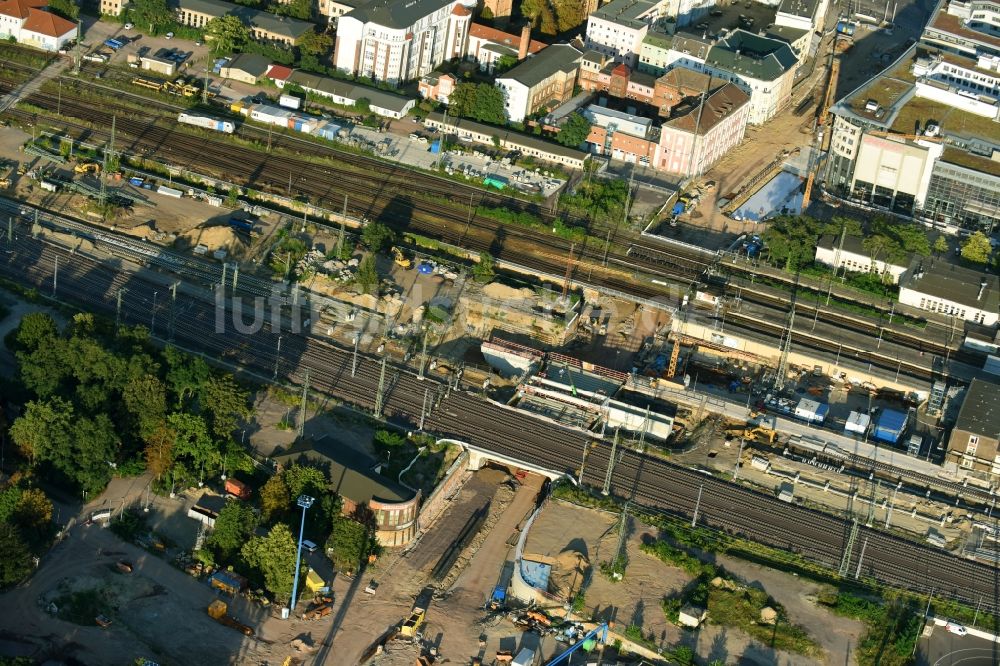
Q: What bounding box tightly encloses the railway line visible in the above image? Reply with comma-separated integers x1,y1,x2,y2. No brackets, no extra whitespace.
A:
3,220,999,615
0,75,978,377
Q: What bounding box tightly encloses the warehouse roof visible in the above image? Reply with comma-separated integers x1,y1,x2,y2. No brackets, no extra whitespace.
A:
955,378,1000,437
497,44,581,88
223,52,271,77
273,441,416,505
706,29,798,81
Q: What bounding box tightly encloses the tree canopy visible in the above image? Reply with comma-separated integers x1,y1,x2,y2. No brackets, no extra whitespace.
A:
275,0,311,19
298,30,333,56
356,255,379,295
472,252,496,283
448,83,508,125
557,112,592,148
326,515,369,573
207,500,258,560
205,15,250,56
961,231,992,264
128,0,173,33
241,524,299,602
361,221,395,252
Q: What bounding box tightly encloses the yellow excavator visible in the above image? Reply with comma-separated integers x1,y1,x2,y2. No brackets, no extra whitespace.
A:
391,246,412,269
726,424,778,445
74,161,101,175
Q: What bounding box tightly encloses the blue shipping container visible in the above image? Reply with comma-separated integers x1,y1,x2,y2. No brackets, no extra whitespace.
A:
430,140,441,154
874,408,907,444
129,177,144,186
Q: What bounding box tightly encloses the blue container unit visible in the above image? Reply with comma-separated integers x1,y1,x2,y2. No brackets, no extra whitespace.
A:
429,140,441,154
874,408,908,444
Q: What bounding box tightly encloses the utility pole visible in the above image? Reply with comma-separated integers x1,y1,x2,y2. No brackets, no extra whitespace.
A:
827,220,848,305
352,334,360,377
636,406,650,454
374,355,388,418
419,387,429,431
51,255,57,297
854,537,868,579
417,327,429,380
774,305,796,391
602,429,620,496
151,291,158,335
733,437,747,480
221,262,228,293
273,335,283,380
297,370,310,438
611,502,630,578
691,483,704,527
231,262,239,291
100,115,116,209
115,288,126,331
169,282,178,342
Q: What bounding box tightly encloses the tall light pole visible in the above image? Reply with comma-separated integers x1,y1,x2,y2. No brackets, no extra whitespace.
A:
352,334,360,377
289,494,314,613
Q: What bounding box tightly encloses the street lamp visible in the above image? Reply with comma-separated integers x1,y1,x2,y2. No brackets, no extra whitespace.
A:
288,494,315,613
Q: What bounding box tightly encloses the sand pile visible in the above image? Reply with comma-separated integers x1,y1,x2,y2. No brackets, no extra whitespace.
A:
181,225,249,253
548,549,590,600
482,282,533,301
120,222,156,239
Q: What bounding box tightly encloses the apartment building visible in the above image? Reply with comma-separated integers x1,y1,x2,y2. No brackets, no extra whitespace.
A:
656,82,750,175
0,0,76,51
898,261,999,325
178,0,313,44
946,378,1000,478
584,105,658,163
651,65,711,116
585,0,670,67
99,0,125,17
496,44,582,122
417,70,457,103
333,0,474,84
318,0,359,25
466,23,545,73
638,31,711,76
703,30,798,124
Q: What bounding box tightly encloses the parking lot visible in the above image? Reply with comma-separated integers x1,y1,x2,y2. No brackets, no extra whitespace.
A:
917,623,1000,666
76,18,214,81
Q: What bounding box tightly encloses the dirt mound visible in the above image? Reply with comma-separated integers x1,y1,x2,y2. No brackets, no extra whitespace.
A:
180,225,248,253
482,282,533,301
548,549,590,600
120,223,155,239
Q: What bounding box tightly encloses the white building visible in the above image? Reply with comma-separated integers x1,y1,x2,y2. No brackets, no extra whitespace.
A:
774,0,829,33
496,44,581,123
584,0,671,67
333,0,474,84
0,0,76,52
703,30,798,124
899,262,999,326
813,233,910,284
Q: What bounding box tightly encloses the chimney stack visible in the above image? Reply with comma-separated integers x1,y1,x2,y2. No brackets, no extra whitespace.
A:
518,23,531,61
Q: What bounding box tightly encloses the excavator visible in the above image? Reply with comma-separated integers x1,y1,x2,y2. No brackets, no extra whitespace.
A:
391,246,412,269
74,161,101,175
726,423,779,445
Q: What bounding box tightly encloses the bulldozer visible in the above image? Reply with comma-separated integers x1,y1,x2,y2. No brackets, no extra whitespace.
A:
74,162,101,175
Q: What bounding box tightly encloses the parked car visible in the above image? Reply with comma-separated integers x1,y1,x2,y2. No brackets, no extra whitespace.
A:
124,21,133,29
165,31,174,39
946,621,968,636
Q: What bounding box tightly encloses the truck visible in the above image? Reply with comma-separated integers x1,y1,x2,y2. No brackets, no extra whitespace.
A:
400,607,425,637
224,478,251,500
228,217,254,233
873,408,908,444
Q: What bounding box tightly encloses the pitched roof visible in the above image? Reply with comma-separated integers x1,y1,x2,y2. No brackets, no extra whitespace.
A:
21,7,76,37
224,52,271,77
664,82,750,134
265,64,293,80
591,0,661,29
285,69,414,112
272,441,416,505
707,29,798,81
0,0,45,20
179,0,313,39
497,43,581,88
469,22,546,54
955,378,1000,437
452,3,470,15
656,66,711,92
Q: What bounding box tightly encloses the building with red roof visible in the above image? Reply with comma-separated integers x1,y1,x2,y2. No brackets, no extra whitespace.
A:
0,0,77,51
466,23,547,73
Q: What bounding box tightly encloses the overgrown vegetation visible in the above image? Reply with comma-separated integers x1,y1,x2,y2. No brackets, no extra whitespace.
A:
820,591,923,666
560,178,629,225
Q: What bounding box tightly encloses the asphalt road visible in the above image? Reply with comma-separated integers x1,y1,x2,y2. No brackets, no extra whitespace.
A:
5,205,1000,616
918,627,1000,666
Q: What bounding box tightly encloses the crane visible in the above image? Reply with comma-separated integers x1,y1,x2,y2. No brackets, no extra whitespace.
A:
545,622,609,665
802,50,841,208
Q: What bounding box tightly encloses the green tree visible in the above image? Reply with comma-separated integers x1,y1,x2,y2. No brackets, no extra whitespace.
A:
168,412,218,475
448,83,507,124
481,5,493,18
298,29,333,56
356,255,379,295
241,523,299,601
207,500,258,560
760,215,827,271
933,235,949,255
144,424,175,480
494,53,516,73
283,464,328,499
123,374,168,441
361,221,394,252
46,0,79,19
962,231,992,264
205,15,250,56
374,429,406,449
260,473,290,523
472,251,496,283
275,0,311,19
128,0,173,33
0,523,32,589
326,515,368,572
13,488,52,551
164,346,211,407
354,97,371,114
200,375,251,441
557,112,592,147
8,312,59,353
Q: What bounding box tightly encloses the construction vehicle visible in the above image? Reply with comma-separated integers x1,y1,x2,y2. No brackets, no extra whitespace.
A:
727,423,778,445
207,600,254,637
391,246,412,269
545,622,608,665
400,606,425,637
74,161,100,174
486,585,506,611
0,178,10,189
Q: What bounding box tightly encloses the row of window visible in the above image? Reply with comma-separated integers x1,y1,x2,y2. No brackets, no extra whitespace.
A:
917,297,971,319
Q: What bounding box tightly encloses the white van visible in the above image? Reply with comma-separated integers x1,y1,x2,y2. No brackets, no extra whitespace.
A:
302,540,318,553
91,509,112,522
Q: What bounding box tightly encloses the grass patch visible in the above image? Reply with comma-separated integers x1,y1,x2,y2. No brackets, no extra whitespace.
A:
819,591,923,666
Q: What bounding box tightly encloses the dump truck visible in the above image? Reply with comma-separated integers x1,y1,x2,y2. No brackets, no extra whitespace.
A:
400,607,425,637
207,600,254,636
224,478,251,500
74,162,101,174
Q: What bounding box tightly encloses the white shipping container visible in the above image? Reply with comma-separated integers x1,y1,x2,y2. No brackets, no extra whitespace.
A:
40,179,60,192
156,185,183,198
750,455,769,471
844,411,870,435
279,94,301,110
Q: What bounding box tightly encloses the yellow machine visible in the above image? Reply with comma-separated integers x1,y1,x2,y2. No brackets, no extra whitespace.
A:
400,607,425,637
727,424,778,445
391,246,412,269
74,162,100,174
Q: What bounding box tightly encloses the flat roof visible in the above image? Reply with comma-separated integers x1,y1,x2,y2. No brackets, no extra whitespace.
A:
816,233,910,266
591,0,661,29
902,260,1000,311
426,112,589,160
890,95,1000,145
926,6,1000,53
940,146,1000,177
955,378,1000,437
345,0,463,29
179,0,313,38
777,0,820,19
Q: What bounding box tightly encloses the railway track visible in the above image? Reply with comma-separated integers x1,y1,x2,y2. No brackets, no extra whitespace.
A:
4,223,1000,614
1,75,975,373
